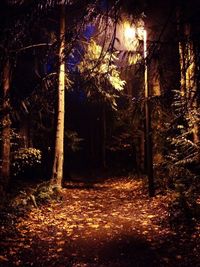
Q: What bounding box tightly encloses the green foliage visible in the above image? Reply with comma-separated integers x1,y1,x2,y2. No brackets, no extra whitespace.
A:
78,39,126,109
165,90,200,176
163,90,200,222
10,181,62,209
78,39,126,91
11,148,42,177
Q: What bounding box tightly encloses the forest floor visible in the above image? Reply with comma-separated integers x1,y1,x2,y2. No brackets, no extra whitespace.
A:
0,176,200,267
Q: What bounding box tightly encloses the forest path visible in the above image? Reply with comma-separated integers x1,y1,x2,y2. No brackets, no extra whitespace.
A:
0,177,199,266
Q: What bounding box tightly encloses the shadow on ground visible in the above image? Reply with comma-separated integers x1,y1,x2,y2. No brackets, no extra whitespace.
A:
1,233,158,266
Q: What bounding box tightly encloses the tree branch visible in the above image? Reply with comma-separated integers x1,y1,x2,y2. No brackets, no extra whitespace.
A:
15,43,53,53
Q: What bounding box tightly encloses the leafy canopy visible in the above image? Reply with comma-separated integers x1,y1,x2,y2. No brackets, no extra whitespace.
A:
78,39,126,92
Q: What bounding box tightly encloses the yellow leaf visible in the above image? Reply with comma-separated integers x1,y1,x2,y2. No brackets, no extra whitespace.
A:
147,215,155,218
90,224,99,229
57,240,65,245
24,245,31,249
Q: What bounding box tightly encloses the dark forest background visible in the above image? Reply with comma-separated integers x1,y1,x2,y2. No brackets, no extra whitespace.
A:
0,0,200,223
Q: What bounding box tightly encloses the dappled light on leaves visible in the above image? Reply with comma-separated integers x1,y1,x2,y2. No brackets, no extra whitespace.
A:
78,39,126,91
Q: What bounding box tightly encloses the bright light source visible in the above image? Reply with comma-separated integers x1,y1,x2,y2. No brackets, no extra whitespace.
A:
124,25,135,40
124,23,136,41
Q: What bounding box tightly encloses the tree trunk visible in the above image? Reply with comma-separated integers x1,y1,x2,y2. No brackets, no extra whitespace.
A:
176,5,187,94
102,101,106,168
51,5,65,188
19,117,32,148
0,58,11,191
143,30,154,197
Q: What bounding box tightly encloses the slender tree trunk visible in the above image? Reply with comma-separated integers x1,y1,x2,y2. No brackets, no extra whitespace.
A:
178,38,187,94
51,5,65,188
0,58,11,191
102,101,106,168
184,24,199,144
176,5,187,94
19,117,32,148
143,30,154,197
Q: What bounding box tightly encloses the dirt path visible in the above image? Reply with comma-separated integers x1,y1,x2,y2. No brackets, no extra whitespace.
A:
0,177,199,266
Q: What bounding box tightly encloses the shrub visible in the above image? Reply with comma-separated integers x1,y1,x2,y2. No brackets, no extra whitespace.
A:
12,148,42,179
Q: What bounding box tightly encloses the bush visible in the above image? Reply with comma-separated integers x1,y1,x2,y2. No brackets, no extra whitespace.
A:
12,148,42,179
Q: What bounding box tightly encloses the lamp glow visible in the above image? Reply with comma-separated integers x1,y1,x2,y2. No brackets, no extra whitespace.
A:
123,23,136,50
124,25,136,40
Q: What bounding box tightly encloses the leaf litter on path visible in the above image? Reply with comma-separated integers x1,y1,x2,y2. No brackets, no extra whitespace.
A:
0,176,199,266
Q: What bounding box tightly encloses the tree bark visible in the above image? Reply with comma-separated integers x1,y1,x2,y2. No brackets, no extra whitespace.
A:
51,5,65,188
0,58,11,191
102,101,106,168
